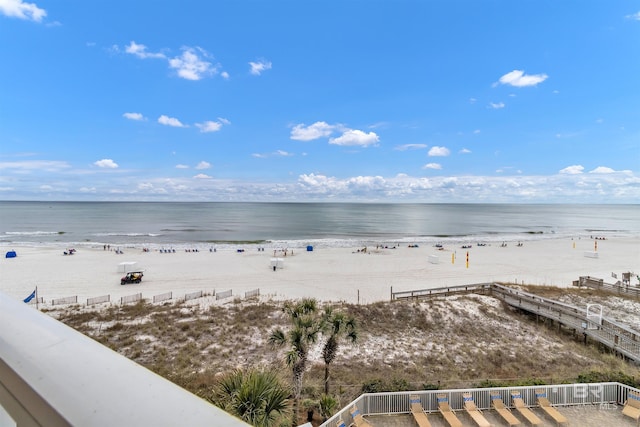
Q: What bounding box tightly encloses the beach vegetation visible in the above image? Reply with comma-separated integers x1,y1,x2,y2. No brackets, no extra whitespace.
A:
269,298,325,427
361,377,413,393
318,393,339,422
49,285,640,425
321,307,358,394
209,367,291,427
576,370,640,387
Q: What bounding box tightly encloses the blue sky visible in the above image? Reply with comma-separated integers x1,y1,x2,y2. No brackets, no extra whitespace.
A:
1,0,639,203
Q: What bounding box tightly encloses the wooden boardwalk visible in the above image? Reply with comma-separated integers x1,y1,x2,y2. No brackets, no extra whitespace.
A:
392,282,640,363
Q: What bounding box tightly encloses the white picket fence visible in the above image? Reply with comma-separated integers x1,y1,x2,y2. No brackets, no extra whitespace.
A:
153,291,172,303
32,288,259,308
87,295,110,305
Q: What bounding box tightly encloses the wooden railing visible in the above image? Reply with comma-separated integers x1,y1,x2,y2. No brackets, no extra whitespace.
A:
391,282,640,363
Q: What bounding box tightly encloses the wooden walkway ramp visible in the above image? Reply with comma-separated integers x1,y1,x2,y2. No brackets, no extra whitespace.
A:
392,282,640,363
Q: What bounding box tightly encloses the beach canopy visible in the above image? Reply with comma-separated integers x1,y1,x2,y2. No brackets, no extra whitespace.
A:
270,258,284,269
5,250,17,258
306,245,313,252
118,261,138,273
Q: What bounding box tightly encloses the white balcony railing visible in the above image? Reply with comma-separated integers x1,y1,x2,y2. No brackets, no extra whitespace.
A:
0,291,249,427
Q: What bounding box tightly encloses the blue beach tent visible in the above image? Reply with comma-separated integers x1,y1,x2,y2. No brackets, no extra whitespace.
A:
5,250,17,258
306,245,313,252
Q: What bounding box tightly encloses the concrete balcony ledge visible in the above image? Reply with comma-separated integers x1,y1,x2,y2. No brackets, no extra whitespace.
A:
0,291,249,427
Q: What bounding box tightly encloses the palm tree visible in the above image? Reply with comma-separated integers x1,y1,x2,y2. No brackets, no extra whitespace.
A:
210,368,290,427
321,307,358,394
269,298,324,427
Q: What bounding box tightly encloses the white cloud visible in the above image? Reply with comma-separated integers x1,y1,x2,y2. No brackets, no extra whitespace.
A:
169,47,215,80
625,11,640,21
158,115,186,127
123,112,145,121
253,150,294,158
428,146,450,157
459,148,472,154
559,165,584,174
0,0,46,22
2,163,638,202
496,70,548,87
589,166,615,174
0,160,69,171
94,159,118,169
297,173,387,195
489,102,505,109
194,118,229,133
329,129,379,147
195,161,211,170
122,42,223,81
125,41,165,59
137,183,154,191
423,163,442,170
249,60,272,75
175,164,189,169
221,71,230,79
195,120,223,133
395,144,427,151
290,121,336,141
368,121,389,130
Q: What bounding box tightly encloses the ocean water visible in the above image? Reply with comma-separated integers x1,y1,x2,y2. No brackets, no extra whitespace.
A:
0,202,638,250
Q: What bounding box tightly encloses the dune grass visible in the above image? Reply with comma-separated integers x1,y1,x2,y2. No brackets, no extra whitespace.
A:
52,285,640,409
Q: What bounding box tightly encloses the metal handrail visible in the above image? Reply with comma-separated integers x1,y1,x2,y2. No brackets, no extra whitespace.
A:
321,382,637,426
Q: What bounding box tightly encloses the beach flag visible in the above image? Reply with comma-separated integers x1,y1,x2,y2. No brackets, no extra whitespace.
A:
23,289,36,303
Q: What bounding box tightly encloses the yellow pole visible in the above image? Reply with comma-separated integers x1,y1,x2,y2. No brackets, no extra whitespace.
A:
466,251,469,269
595,240,598,252
452,252,455,264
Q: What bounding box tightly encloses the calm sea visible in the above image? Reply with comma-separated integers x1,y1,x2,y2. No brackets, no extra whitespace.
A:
0,202,638,249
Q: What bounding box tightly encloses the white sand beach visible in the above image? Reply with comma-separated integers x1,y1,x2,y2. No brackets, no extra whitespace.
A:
1,237,638,307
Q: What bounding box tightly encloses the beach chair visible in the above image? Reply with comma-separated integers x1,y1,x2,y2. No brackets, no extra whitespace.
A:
490,392,521,426
623,391,640,426
409,394,432,427
462,392,491,427
510,391,542,426
534,390,568,426
436,393,463,427
335,418,347,427
350,405,374,427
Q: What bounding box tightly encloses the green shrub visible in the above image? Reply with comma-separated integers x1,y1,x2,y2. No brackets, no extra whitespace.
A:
362,377,412,393
576,370,639,387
